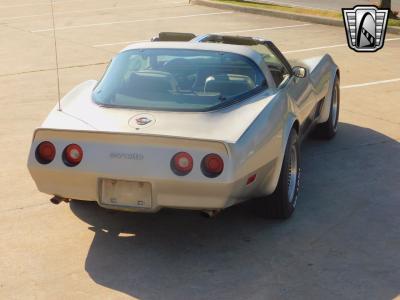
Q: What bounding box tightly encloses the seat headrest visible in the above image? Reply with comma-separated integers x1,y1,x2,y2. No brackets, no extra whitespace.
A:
129,71,177,93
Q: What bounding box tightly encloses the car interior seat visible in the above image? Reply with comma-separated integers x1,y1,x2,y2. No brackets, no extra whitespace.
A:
204,74,255,97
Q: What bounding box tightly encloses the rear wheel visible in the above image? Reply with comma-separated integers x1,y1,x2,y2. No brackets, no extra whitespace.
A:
261,128,300,219
314,76,340,139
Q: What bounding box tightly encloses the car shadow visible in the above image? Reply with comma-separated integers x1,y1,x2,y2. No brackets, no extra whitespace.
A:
70,122,400,300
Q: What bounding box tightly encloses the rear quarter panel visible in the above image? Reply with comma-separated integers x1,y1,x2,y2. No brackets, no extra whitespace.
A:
228,91,295,197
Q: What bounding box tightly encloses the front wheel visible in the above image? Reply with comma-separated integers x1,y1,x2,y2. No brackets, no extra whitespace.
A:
314,76,340,139
261,128,300,219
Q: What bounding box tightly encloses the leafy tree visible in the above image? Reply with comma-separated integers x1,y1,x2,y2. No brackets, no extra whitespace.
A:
379,0,398,18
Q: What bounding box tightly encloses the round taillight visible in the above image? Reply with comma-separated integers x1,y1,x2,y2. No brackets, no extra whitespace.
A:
201,153,224,178
35,141,56,164
63,144,83,167
171,152,193,176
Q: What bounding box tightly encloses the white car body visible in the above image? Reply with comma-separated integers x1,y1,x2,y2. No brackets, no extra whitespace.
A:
27,34,339,214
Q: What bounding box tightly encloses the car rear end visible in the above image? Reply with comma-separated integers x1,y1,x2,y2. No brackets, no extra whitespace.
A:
27,129,249,212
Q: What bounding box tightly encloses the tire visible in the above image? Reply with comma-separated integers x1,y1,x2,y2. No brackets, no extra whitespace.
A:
261,128,300,219
314,76,340,139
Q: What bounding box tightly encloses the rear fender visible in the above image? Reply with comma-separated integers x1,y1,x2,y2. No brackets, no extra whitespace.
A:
262,113,298,195
229,92,298,197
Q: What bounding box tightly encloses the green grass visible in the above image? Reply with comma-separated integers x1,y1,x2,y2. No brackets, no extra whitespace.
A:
388,18,400,27
212,0,400,27
214,0,342,18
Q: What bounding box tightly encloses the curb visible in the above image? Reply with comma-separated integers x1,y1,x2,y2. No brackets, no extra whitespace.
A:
191,0,400,35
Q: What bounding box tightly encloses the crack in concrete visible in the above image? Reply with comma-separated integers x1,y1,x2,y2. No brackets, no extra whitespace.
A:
0,62,108,78
0,202,49,214
0,21,113,77
0,21,115,54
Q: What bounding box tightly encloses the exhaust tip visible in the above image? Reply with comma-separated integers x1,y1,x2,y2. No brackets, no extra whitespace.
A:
50,196,70,205
202,209,221,218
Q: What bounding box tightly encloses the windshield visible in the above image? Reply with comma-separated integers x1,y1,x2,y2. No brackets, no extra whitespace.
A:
93,49,266,111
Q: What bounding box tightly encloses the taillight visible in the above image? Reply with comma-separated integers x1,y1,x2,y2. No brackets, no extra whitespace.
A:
63,144,83,167
201,153,224,178
171,152,193,176
35,141,56,164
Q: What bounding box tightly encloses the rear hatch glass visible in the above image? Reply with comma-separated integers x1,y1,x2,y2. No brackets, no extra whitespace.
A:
93,49,267,111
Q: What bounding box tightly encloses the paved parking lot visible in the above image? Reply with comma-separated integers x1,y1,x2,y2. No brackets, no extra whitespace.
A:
0,0,399,299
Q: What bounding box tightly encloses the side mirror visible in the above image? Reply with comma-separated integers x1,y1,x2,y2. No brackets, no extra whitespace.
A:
292,66,307,78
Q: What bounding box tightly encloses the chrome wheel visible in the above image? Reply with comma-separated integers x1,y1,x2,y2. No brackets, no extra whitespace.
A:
287,144,298,204
331,85,338,130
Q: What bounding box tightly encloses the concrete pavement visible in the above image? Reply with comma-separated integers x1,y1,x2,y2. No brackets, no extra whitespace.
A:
0,0,399,299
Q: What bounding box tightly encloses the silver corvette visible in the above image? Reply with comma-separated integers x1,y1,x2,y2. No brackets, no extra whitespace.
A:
27,32,340,219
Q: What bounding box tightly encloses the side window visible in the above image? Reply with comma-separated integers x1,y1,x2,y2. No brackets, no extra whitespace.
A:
251,44,290,87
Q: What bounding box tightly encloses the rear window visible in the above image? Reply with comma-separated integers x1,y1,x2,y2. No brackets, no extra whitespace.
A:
92,49,266,111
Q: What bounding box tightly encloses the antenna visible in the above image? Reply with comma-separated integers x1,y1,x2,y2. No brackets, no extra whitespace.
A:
50,0,62,111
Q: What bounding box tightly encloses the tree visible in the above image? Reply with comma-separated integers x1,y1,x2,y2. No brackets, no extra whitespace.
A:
379,0,398,18
379,0,391,9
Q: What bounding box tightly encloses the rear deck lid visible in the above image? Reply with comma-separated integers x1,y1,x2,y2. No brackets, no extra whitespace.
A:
42,80,275,144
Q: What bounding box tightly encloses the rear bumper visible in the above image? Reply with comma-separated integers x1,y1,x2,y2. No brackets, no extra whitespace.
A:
29,168,254,212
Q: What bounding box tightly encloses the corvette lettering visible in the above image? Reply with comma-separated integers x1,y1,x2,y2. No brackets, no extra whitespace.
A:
110,153,144,160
